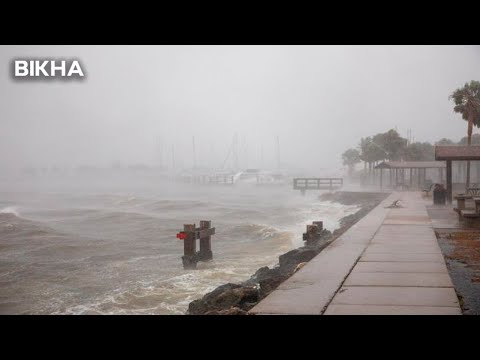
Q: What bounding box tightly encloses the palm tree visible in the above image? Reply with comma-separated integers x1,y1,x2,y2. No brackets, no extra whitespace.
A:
449,80,480,190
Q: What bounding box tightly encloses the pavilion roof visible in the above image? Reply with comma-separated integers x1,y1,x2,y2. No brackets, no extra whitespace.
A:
435,145,480,161
375,161,445,169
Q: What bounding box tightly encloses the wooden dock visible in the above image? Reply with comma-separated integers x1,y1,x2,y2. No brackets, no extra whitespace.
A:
293,178,343,194
176,174,235,185
249,192,461,315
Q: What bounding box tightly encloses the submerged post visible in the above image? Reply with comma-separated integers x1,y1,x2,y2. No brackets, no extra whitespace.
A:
182,224,197,269
303,222,322,245
199,220,213,261
312,221,323,232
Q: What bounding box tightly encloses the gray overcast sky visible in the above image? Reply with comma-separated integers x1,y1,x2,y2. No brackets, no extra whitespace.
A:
1,45,479,171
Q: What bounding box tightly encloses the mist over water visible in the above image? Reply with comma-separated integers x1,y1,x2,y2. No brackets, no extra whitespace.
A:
1,46,479,173
0,176,359,314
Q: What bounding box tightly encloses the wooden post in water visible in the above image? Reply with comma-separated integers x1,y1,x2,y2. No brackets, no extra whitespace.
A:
182,224,197,269
303,223,321,245
312,221,323,233
177,221,216,269
199,220,213,261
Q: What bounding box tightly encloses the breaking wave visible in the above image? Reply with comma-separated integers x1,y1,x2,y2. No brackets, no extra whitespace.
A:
0,207,19,216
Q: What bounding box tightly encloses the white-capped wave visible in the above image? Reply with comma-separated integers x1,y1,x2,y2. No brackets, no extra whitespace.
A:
0,206,19,216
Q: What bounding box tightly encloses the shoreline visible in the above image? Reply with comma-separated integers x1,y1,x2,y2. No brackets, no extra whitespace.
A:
186,191,390,315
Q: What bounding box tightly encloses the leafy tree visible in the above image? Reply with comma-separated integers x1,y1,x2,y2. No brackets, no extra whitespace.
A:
458,134,480,145
404,142,435,161
359,136,386,176
359,136,387,163
449,80,480,188
375,129,408,161
435,138,455,146
342,148,361,176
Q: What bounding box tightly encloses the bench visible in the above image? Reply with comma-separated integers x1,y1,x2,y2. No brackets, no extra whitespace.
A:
473,197,480,213
454,190,480,212
460,209,480,218
467,187,480,196
455,196,480,221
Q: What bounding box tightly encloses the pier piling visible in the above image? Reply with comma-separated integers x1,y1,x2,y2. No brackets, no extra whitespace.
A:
199,220,213,261
182,224,197,269
303,222,322,245
177,221,216,269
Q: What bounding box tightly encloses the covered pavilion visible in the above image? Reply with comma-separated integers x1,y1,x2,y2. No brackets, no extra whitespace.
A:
435,145,480,203
374,160,446,191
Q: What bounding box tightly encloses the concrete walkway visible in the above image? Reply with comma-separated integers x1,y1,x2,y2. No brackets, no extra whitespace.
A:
249,192,461,315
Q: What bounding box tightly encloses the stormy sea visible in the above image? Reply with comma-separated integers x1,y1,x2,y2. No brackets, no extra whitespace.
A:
0,173,359,314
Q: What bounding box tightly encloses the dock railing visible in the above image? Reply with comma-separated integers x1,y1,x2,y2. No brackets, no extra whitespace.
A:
293,178,343,194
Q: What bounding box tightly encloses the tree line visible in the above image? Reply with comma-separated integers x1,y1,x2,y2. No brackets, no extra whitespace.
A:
342,80,480,185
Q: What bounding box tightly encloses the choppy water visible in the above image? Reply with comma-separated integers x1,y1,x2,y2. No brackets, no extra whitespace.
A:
0,175,359,314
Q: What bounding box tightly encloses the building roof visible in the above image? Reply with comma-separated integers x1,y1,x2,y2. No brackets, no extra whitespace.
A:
435,145,480,161
375,161,446,169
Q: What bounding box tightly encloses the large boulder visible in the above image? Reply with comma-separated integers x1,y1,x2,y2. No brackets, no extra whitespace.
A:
278,248,318,273
243,266,289,299
187,283,259,315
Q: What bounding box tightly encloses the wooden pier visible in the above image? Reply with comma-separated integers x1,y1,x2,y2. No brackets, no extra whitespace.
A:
293,178,343,194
